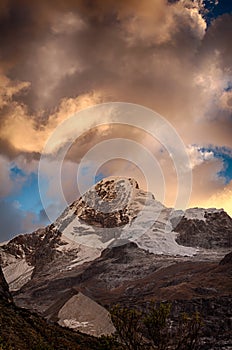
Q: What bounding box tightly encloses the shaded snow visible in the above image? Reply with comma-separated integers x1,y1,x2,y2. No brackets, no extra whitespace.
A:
57,235,102,270
130,208,197,256
58,293,115,337
0,240,9,246
3,256,34,291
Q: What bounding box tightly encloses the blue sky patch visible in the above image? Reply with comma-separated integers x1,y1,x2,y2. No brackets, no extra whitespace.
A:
10,165,26,179
202,0,232,26
7,171,43,214
201,146,232,184
95,172,105,183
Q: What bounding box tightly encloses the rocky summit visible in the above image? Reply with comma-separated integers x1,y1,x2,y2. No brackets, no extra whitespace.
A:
0,177,231,349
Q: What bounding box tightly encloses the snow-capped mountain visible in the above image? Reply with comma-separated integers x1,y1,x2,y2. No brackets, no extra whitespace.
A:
0,176,231,292
53,176,198,256
0,176,231,343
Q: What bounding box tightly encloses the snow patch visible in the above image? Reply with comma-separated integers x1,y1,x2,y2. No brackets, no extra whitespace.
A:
134,209,197,256
0,240,9,246
58,292,115,337
63,319,94,330
57,235,102,270
3,257,34,291
184,207,223,222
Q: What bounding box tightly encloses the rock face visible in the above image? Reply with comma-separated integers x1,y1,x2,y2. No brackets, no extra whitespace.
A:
174,208,232,249
76,177,137,228
53,176,198,256
0,227,63,291
220,251,232,265
0,265,12,302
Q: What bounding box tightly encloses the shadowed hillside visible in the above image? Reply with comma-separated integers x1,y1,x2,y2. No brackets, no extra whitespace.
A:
0,265,119,350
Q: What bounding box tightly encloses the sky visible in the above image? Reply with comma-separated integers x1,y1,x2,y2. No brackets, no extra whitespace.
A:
0,0,232,241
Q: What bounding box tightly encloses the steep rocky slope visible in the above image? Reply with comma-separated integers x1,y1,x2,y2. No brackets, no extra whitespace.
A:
175,208,232,249
0,265,115,350
0,264,12,302
220,251,232,265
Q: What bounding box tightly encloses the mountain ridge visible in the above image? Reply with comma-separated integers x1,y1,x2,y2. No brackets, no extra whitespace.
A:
0,176,231,293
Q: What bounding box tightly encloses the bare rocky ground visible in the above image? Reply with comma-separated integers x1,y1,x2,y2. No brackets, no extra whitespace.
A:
0,265,118,350
8,243,231,348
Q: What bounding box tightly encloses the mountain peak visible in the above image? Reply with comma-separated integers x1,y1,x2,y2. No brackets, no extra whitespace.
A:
78,176,140,213
52,176,200,257
54,175,163,249
74,176,141,226
93,176,139,189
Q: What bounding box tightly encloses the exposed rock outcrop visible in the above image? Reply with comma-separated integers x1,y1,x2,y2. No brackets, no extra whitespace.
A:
175,210,232,249
220,251,232,265
0,265,12,302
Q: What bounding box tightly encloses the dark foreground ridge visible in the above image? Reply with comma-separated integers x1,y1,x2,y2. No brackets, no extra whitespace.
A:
0,266,118,350
0,264,12,303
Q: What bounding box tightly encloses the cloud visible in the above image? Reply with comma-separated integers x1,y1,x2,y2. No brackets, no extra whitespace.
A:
187,145,214,169
0,200,23,242
0,74,30,108
0,200,46,242
0,87,105,156
0,1,231,154
0,0,231,237
0,155,34,198
203,181,232,217
0,0,207,113
220,89,232,111
51,11,86,34
0,156,13,197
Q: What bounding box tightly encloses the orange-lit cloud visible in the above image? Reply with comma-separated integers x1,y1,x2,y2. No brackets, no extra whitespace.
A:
0,87,105,153
0,0,231,239
200,182,232,217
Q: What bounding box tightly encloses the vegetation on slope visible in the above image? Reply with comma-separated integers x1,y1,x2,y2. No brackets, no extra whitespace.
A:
108,302,202,350
0,298,120,350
